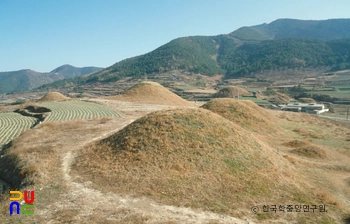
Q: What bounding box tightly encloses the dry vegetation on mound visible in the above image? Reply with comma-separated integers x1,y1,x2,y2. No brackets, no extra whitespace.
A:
212,86,252,98
109,81,191,106
72,107,338,222
37,91,69,102
290,145,327,159
298,98,316,103
201,98,278,133
282,140,310,148
1,96,349,223
267,92,290,104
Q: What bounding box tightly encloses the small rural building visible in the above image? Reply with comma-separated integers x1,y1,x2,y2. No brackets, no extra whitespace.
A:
276,103,329,114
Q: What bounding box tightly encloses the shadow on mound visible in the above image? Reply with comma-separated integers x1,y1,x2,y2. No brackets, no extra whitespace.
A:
0,153,33,190
282,140,310,148
15,105,51,122
290,145,327,159
344,216,350,224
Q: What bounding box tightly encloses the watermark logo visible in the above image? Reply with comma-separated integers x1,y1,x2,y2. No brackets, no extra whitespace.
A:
9,190,35,215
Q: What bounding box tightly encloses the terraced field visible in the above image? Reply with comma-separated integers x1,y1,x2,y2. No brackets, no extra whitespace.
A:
0,113,37,148
38,100,124,122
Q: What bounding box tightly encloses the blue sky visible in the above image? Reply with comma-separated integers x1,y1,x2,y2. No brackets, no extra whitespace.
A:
0,0,349,72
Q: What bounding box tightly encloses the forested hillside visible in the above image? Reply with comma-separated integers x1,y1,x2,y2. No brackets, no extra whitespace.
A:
230,18,350,41
37,18,350,89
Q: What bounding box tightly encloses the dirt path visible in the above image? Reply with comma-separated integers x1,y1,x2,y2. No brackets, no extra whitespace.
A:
57,104,255,224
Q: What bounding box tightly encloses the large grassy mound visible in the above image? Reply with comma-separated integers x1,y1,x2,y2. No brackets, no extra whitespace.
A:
37,92,69,102
111,81,191,106
73,108,317,218
201,98,278,133
213,86,252,98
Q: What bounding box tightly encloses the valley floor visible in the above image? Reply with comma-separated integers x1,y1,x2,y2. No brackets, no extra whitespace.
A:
0,99,349,223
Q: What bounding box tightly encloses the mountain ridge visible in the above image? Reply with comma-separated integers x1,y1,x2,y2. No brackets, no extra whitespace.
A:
231,18,350,41
14,18,350,91
0,65,103,94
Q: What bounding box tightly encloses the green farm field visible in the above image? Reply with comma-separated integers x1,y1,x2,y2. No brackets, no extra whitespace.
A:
0,113,37,148
308,89,350,98
38,100,124,122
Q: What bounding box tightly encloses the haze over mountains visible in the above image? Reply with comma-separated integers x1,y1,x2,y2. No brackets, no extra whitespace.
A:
4,18,350,93
0,65,103,94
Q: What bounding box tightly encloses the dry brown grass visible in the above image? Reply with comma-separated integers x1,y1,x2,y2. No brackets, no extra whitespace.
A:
298,98,316,103
0,118,118,221
290,145,327,159
72,107,331,221
37,91,69,102
282,139,310,148
1,96,349,223
108,81,191,106
293,128,324,139
212,86,252,98
201,98,278,133
267,92,290,104
346,177,350,186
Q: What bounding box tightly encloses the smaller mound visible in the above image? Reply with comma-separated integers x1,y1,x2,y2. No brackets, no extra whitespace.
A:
267,92,290,104
111,81,191,106
298,98,316,103
37,92,69,102
201,98,277,133
213,86,252,98
282,140,310,148
290,145,327,159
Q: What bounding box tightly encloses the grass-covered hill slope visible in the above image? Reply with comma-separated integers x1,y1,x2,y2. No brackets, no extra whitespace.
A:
201,98,278,133
72,107,338,222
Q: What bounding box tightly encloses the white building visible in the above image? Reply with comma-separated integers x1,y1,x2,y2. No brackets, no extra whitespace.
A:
276,103,329,114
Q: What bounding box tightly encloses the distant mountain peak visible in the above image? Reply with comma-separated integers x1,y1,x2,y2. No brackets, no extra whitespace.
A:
50,64,75,73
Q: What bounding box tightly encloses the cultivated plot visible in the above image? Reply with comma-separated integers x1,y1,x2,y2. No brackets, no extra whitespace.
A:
0,113,37,148
38,100,124,122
